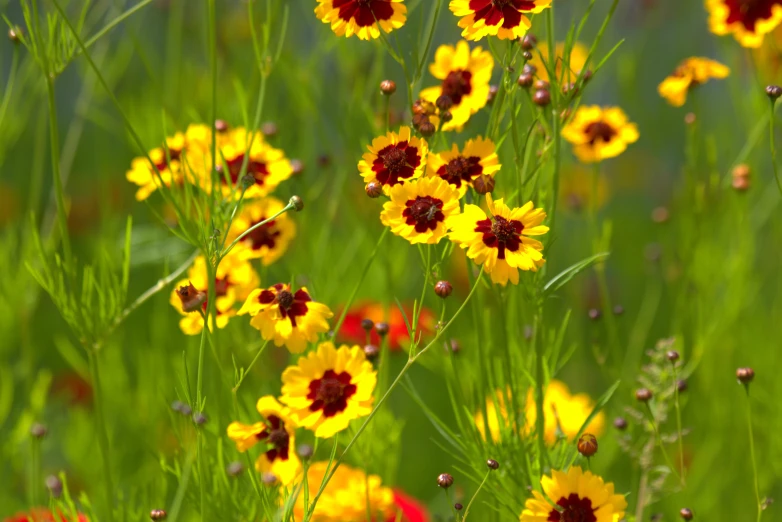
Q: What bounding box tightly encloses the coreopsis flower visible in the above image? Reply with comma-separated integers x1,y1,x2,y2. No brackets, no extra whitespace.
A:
380,177,460,244
4,510,89,522
226,197,296,265
293,462,394,522
449,0,551,41
390,491,430,522
706,0,782,48
358,126,428,193
561,106,639,163
169,251,259,335
426,136,501,196
520,466,627,522
125,127,197,201
658,57,730,107
280,342,375,438
527,41,589,83
238,283,333,353
448,194,548,286
419,41,494,131
226,396,301,485
315,0,407,41
337,302,435,351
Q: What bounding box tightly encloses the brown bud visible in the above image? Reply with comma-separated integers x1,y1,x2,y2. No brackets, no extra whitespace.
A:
46,475,62,498
434,280,453,298
290,159,304,175
214,119,229,132
380,80,397,95
635,388,653,402
679,508,693,520
522,50,533,61
412,98,436,116
366,181,383,198
684,112,697,125
440,111,453,123
486,458,499,470
582,70,593,84
317,154,331,168
487,85,499,104
261,121,278,137
732,164,751,179
736,367,755,384
517,73,534,88
588,308,601,321
150,510,167,521
176,282,206,313
437,473,454,488
261,472,278,485
766,85,782,101
290,195,304,211
226,461,244,477
375,322,390,337
473,175,495,195
534,79,549,90
297,444,314,459
419,121,436,137
521,34,537,50
522,63,537,75
533,89,551,107
363,344,380,360
613,417,628,430
454,503,463,511
732,175,750,192
651,206,670,223
666,350,680,362
361,318,375,331
448,339,460,354
677,379,688,393
412,113,430,131
31,423,47,439
436,95,453,111
577,433,598,457
8,26,22,44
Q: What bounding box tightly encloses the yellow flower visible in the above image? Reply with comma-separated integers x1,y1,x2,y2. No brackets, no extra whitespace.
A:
358,126,428,193
226,197,296,265
658,57,730,107
527,42,589,83
448,194,548,286
238,284,333,353
426,136,501,196
520,466,627,522
169,251,259,335
561,106,639,164
380,177,460,245
419,41,494,131
315,0,407,41
449,0,551,41
125,126,200,201
706,0,782,48
226,396,301,485
293,462,394,522
280,342,375,438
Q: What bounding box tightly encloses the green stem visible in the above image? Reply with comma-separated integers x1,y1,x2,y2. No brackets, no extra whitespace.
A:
769,101,781,197
87,350,115,522
672,365,686,486
745,391,763,522
534,310,547,476
643,403,681,483
45,76,72,266
232,340,270,393
461,471,491,522
221,200,295,258
30,435,40,507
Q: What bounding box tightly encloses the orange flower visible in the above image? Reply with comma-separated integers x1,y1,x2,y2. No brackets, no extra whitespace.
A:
336,302,435,351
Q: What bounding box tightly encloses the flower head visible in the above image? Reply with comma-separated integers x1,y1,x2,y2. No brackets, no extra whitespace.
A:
706,0,782,48
419,41,494,131
380,177,460,244
226,396,301,485
337,302,435,351
315,0,407,41
238,284,333,353
359,127,429,193
427,136,501,196
658,57,730,107
4,510,89,522
227,197,297,265
521,466,626,522
449,0,552,41
281,342,375,438
561,106,639,163
527,41,589,83
448,194,548,286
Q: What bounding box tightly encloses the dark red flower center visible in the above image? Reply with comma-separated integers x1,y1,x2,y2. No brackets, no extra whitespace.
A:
547,494,597,522
245,216,280,251
441,71,473,105
219,155,270,187
372,142,421,187
332,0,395,27
475,216,524,260
258,285,312,327
437,155,483,187
155,147,182,171
402,196,445,233
468,0,539,29
723,0,782,32
306,369,357,417
584,121,617,146
255,415,290,462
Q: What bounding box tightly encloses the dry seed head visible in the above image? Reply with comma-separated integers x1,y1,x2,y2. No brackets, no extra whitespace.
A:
577,433,598,458
437,473,454,488
150,510,167,520
679,508,693,520
766,85,782,101
434,280,453,298
533,89,551,107
635,388,653,402
366,181,383,198
736,367,755,384
473,175,495,195
380,80,397,95
486,458,500,470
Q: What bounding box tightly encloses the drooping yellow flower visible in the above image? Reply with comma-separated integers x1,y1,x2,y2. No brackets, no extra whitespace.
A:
293,462,394,522
527,41,589,83
419,41,494,131
226,197,296,265
238,284,333,353
561,106,639,164
658,57,730,107
426,136,501,196
358,126,428,193
449,0,551,41
520,466,627,522
315,0,407,41
226,396,301,485
448,194,548,286
280,342,375,438
706,0,782,48
380,177,460,245
169,250,259,335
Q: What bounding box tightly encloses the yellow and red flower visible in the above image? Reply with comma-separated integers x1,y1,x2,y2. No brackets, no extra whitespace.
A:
449,0,551,41
226,197,296,265
280,342,375,438
658,57,730,107
520,466,627,522
380,177,460,244
359,126,428,193
4,510,89,522
315,0,407,41
706,0,782,48
448,194,548,286
419,41,494,131
561,106,639,163
426,136,501,196
337,302,435,351
238,283,333,353
226,396,301,485
527,41,589,83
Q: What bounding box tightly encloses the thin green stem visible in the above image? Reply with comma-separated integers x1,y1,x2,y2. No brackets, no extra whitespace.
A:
461,471,491,522
232,340,270,393
534,310,547,476
643,403,681,483
745,391,763,522
30,435,40,507
81,0,156,53
221,201,295,258
87,350,115,522
45,76,72,266
672,365,686,486
769,100,781,197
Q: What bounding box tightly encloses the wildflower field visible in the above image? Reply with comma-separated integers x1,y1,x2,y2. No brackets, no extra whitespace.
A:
2,0,782,520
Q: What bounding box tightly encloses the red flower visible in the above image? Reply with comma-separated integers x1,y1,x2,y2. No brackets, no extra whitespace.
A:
337,302,435,351
388,490,430,522
4,509,89,522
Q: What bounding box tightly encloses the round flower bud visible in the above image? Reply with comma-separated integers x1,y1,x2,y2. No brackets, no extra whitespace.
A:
732,176,750,192
192,412,208,425
522,63,537,75
652,206,670,223
261,121,278,137
684,112,696,125
434,280,453,298
454,503,463,511
8,26,22,44
297,444,314,459
375,322,390,337
473,174,495,195
361,318,374,331
588,308,601,321
46,475,62,498
436,95,453,111
380,80,397,95
679,508,693,520
736,367,755,384
486,459,499,470
732,164,751,179
366,181,383,198
30,423,47,439
150,510,167,520
290,195,304,212
241,174,257,189
521,34,537,50
262,472,278,485
487,85,499,104
666,350,680,363
439,111,453,123
226,461,244,477
419,121,436,137
522,50,533,61
635,388,653,402
613,417,628,430
437,473,454,488
363,344,380,360
448,339,461,355
290,159,304,175
533,89,551,107
517,73,534,88
766,85,782,101
214,119,229,132
613,305,625,316
179,403,192,416
577,433,598,458
534,79,549,90
677,379,688,393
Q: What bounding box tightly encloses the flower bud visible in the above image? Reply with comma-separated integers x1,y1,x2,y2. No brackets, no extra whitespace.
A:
175,283,206,313
517,73,534,88
241,174,257,189
290,159,305,175
454,503,463,511
31,423,47,439
677,379,688,393
448,339,460,354
363,344,380,360
736,367,754,384
635,388,653,402
297,444,314,459
179,403,192,416
366,181,383,198
192,412,208,425
419,121,436,137
380,80,397,96
522,63,537,75
521,34,537,50
261,122,278,137
533,89,551,107
437,473,454,488
679,507,693,520
46,475,62,498
317,155,331,168
613,305,625,315
361,318,374,331
375,322,390,337
684,112,696,125
562,82,578,96
473,175,495,195
214,119,229,132
434,280,453,298
9,26,23,44
652,206,670,223
262,472,278,485
486,458,499,470
613,417,628,430
666,350,680,363
522,50,533,61
534,79,549,90
436,95,453,111
577,433,598,457
150,510,167,520
290,195,304,212
412,99,436,116
588,308,601,321
439,111,453,123
226,461,244,477
766,85,782,101
487,85,499,104
582,70,594,84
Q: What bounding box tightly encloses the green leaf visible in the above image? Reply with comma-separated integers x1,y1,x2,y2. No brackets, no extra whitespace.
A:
543,252,609,296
